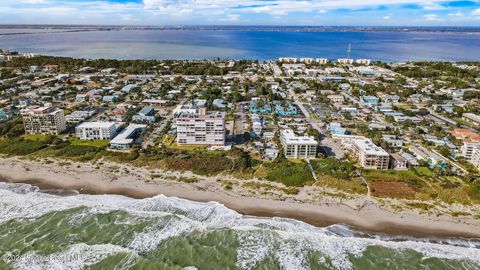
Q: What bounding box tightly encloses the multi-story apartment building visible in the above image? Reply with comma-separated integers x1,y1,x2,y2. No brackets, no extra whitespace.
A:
280,129,318,159
21,105,66,135
75,122,117,140
352,139,390,170
337,58,354,65
315,58,329,64
355,59,371,65
451,128,480,160
176,112,225,146
463,113,480,126
110,124,147,149
471,147,480,171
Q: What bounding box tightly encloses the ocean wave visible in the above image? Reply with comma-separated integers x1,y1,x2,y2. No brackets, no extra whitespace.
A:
11,243,137,270
0,182,479,270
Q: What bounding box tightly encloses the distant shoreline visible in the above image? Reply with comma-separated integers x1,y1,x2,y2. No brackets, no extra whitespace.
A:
1,156,480,240
1,24,480,33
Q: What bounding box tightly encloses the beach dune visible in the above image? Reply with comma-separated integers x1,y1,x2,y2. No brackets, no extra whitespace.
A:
1,156,479,239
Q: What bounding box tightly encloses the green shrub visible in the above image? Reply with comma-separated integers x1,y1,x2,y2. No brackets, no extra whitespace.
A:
0,139,47,156
265,160,314,187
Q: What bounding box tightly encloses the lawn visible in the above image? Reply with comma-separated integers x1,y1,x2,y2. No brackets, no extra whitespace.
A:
69,137,110,148
22,134,57,142
264,160,315,187
413,167,434,177
0,138,47,156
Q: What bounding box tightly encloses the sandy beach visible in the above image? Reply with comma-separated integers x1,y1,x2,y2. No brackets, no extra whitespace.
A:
1,156,479,239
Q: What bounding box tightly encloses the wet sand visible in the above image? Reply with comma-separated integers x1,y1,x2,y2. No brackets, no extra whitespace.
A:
1,157,480,239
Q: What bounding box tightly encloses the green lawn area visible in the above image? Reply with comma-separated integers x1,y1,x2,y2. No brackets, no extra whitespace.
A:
22,134,57,142
264,160,315,187
413,167,434,177
162,135,207,151
168,142,207,151
69,137,110,148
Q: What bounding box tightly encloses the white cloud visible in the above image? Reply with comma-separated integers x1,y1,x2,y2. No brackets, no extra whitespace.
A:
0,0,472,24
423,14,445,21
448,12,463,17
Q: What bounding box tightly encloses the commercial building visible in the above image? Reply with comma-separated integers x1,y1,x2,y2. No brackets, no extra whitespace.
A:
176,112,225,146
21,104,66,135
351,139,390,170
110,124,147,149
75,122,117,140
280,129,318,159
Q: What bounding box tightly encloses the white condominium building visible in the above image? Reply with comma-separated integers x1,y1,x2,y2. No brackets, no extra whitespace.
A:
462,142,480,160
471,147,480,171
75,122,117,140
352,139,390,170
110,124,147,149
463,113,480,126
355,59,371,65
280,129,318,159
21,105,66,135
176,112,225,146
315,58,329,64
337,58,354,65
278,57,297,63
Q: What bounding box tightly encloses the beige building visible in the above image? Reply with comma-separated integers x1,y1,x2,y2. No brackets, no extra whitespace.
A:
280,129,318,159
21,105,66,135
352,139,390,170
327,95,345,104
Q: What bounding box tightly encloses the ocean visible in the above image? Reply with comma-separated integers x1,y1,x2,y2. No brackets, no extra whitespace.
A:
0,182,479,270
1,28,480,61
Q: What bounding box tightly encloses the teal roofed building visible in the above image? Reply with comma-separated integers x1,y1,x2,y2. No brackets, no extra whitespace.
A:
250,98,272,114
361,96,379,105
0,109,6,120
274,101,298,116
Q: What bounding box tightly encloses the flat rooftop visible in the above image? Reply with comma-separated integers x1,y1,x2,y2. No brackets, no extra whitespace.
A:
110,124,146,145
281,129,318,145
353,139,389,156
176,112,225,119
77,122,116,129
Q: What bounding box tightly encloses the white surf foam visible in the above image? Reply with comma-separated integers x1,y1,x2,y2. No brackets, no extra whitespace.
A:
1,182,479,270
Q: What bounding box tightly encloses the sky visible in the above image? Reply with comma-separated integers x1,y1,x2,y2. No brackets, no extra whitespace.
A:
1,0,480,26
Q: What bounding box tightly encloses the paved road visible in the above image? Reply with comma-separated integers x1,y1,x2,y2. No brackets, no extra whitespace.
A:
287,88,346,159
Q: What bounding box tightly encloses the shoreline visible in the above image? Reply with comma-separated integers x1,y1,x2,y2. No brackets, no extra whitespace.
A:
1,157,480,239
